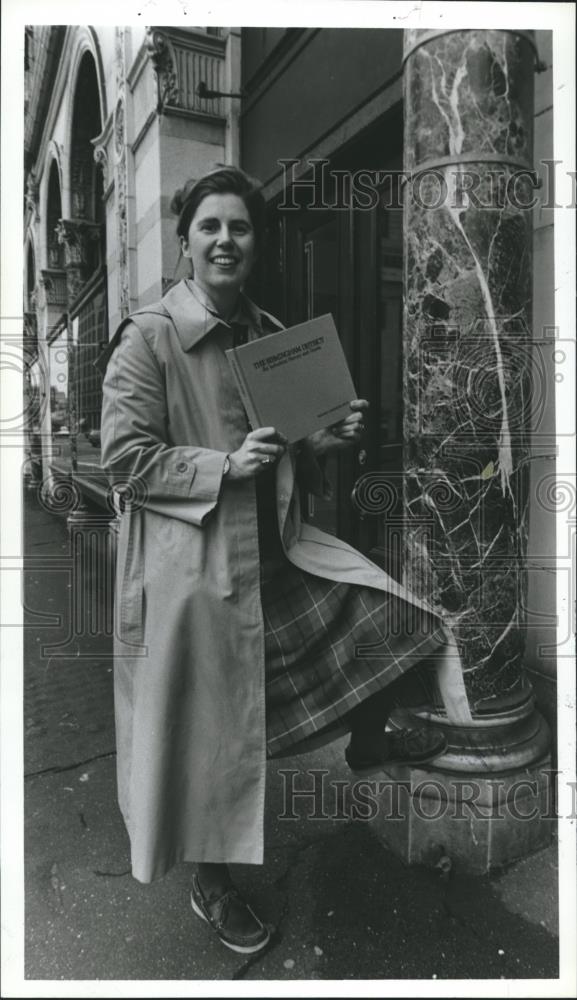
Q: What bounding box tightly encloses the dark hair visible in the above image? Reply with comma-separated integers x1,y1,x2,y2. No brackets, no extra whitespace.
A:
171,165,266,249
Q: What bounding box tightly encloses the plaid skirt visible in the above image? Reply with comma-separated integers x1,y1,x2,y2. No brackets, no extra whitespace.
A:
258,471,447,758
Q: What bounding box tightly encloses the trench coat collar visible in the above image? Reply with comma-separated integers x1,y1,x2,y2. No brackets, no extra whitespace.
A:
93,279,285,376
162,278,284,352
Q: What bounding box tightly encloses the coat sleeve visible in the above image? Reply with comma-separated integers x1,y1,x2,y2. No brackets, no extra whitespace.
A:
100,321,227,526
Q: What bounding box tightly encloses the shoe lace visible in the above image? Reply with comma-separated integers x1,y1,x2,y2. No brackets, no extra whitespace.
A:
204,885,264,937
204,886,239,929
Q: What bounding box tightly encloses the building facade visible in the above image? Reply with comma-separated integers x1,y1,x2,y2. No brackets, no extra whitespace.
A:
23,24,558,870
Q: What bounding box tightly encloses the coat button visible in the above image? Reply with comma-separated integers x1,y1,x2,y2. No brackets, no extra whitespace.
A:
176,461,188,473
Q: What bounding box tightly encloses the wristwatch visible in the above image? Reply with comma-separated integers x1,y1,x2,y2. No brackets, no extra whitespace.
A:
223,454,231,477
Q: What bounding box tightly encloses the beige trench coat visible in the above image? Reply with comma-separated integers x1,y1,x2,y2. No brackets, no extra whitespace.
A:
98,279,471,883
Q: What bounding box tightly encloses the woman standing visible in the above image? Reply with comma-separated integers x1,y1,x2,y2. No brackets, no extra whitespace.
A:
98,166,470,955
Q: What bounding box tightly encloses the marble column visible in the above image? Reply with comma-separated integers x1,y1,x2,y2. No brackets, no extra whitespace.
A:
379,29,553,872
403,29,537,706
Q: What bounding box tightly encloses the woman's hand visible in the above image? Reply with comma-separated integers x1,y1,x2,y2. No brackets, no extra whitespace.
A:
227,427,288,481
305,399,369,458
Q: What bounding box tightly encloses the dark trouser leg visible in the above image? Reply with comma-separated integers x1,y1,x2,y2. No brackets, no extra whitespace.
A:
348,661,436,757
346,661,447,770
348,688,393,757
197,862,231,895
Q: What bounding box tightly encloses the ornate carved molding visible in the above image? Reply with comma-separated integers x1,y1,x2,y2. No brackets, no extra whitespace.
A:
145,28,181,113
115,155,129,318
113,97,125,160
56,219,100,264
114,29,130,319
25,170,40,220
91,110,114,196
115,26,125,91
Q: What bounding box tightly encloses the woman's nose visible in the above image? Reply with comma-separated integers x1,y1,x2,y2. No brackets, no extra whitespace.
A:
217,226,234,244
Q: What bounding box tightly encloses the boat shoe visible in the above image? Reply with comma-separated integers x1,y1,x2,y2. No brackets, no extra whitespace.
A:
190,874,271,955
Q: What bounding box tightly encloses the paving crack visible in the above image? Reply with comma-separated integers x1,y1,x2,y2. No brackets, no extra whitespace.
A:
231,941,276,981
25,749,116,779
49,861,65,911
233,828,344,980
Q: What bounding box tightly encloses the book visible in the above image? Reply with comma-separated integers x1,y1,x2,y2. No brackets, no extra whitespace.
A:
225,313,357,443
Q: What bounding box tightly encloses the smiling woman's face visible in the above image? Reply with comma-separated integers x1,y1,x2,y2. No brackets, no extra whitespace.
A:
180,192,257,301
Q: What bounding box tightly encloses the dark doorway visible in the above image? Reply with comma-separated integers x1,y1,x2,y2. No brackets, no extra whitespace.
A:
260,106,404,579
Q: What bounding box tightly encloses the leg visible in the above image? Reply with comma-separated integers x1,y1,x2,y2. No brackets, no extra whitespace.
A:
348,687,394,758
345,662,448,775
348,660,435,753
196,861,231,895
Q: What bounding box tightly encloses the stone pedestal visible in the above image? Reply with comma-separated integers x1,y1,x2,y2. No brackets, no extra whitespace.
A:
360,757,553,875
361,692,553,874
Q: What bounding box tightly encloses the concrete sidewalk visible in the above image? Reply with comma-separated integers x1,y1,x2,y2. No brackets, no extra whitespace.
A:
23,494,560,982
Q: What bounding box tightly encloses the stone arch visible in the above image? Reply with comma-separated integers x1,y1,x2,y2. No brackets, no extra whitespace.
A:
62,46,107,297
65,27,107,157
59,31,109,454
69,50,103,225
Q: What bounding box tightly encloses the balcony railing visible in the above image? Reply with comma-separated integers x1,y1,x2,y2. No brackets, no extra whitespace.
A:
146,28,226,118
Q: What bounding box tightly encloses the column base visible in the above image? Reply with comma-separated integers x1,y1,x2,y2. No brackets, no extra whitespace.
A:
350,692,555,874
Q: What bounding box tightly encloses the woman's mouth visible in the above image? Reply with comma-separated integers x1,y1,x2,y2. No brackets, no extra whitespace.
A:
211,256,238,267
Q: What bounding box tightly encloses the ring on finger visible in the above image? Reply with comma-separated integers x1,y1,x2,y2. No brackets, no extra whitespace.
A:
261,457,272,465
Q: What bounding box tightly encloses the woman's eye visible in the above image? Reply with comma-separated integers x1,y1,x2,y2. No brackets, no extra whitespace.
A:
197,220,252,235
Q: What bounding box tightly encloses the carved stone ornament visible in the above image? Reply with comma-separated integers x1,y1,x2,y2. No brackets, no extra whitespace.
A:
25,171,39,219
56,218,101,267
115,26,125,91
145,27,180,113
56,219,83,264
114,152,130,318
114,97,125,159
93,144,109,188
